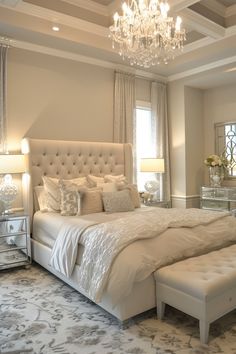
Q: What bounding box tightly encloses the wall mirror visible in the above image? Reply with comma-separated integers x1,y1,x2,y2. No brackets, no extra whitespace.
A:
215,122,236,178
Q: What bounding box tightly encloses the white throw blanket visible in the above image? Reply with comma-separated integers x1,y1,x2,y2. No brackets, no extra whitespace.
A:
51,208,232,303
50,218,97,276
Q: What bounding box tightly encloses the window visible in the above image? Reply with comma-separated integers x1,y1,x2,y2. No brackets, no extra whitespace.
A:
215,122,236,178
136,101,156,190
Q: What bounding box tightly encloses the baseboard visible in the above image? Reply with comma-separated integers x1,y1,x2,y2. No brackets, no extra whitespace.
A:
171,195,200,208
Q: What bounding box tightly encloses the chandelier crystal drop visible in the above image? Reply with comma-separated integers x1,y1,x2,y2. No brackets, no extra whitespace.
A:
109,0,186,68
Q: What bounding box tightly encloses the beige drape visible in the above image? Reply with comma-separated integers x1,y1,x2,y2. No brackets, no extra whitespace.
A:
151,82,171,203
0,44,8,152
113,71,136,181
113,71,136,144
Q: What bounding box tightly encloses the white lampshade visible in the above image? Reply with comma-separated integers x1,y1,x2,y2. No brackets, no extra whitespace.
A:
140,158,165,173
0,154,26,174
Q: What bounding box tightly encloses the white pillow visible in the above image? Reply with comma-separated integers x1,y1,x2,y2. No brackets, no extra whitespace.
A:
104,174,127,187
102,190,134,213
34,186,48,212
87,174,105,187
42,176,61,212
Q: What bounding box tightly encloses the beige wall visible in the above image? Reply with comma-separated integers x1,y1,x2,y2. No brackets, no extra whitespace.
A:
168,82,204,207
168,81,186,199
6,48,154,210
7,48,114,152
185,86,204,196
203,83,236,186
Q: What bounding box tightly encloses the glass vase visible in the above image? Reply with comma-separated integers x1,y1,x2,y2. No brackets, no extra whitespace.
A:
208,166,224,187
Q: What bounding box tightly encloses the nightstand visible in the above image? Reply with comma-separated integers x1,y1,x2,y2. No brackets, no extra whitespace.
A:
0,213,31,270
200,186,236,214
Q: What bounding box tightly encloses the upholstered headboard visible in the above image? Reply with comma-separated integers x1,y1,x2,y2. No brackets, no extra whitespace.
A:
22,138,133,221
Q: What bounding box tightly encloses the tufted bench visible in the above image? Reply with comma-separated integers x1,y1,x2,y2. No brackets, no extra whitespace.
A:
155,244,236,344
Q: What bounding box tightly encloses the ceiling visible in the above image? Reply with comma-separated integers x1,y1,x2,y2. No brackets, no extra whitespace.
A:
0,0,236,89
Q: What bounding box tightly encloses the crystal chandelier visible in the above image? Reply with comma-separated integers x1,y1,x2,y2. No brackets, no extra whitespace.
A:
109,0,186,68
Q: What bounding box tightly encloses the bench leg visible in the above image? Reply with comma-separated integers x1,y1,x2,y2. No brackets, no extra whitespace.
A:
157,300,166,320
199,319,210,344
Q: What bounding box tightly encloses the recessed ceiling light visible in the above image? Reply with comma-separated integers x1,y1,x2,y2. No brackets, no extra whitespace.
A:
225,67,236,73
52,26,60,32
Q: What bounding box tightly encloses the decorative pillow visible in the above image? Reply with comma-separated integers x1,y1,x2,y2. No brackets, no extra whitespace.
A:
42,176,61,212
118,184,141,208
59,181,80,216
87,174,105,188
102,189,135,213
34,186,48,212
42,176,88,212
80,188,103,215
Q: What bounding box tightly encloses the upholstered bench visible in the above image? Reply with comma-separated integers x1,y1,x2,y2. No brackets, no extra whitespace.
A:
155,244,236,344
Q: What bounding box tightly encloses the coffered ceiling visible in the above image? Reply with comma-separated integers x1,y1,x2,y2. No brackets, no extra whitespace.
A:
0,0,236,88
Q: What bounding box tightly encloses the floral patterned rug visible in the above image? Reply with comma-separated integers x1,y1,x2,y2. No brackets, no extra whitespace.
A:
1,264,236,354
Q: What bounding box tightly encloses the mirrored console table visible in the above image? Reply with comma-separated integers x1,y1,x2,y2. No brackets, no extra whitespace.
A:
200,186,236,214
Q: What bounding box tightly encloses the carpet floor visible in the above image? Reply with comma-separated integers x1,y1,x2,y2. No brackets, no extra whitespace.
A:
1,264,236,354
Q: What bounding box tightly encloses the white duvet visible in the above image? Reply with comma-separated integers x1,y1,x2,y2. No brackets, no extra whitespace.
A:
50,208,236,304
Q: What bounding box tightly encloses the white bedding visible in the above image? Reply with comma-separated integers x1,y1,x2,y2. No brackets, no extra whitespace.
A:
35,208,236,305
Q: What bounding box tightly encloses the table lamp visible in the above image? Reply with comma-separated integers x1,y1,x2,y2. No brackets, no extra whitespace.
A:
0,154,26,214
140,158,165,200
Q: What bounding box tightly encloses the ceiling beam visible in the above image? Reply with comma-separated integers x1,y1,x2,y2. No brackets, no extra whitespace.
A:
168,0,199,12
180,8,225,39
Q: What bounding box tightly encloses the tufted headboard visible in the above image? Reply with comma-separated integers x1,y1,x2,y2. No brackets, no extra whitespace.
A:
22,138,133,222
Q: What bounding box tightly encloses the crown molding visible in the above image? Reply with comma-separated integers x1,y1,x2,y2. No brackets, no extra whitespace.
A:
12,39,167,83
168,0,199,12
62,0,109,17
11,1,108,37
182,36,215,53
226,4,236,18
180,8,225,38
168,54,236,81
0,0,21,7
225,25,236,36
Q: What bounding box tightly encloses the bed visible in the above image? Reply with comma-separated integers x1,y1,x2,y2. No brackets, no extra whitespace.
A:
22,138,236,321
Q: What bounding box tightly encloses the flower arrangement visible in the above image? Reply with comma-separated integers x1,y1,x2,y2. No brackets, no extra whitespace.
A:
204,154,228,168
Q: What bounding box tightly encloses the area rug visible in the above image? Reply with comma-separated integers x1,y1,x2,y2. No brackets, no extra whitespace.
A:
1,264,236,354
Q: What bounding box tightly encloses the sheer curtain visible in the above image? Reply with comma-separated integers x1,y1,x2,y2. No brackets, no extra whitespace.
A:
0,44,8,153
113,71,136,180
151,82,171,202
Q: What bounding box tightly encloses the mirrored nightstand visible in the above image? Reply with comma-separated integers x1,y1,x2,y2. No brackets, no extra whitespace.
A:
0,213,31,270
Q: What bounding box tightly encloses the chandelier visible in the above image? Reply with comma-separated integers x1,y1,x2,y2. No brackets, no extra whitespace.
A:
109,0,186,68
